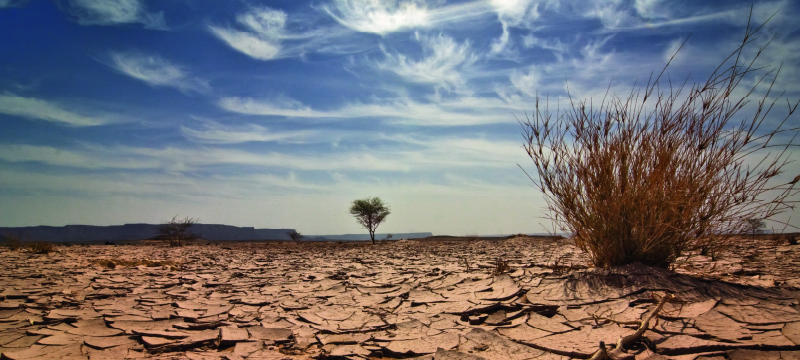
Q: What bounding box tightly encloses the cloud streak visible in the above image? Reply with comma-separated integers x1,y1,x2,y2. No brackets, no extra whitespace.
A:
108,51,209,93
209,6,287,61
218,95,525,126
376,33,478,90
180,122,311,145
60,0,166,29
0,95,108,126
324,0,431,34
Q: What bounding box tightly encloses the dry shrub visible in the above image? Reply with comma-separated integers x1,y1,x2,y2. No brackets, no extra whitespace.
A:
521,14,799,268
491,257,510,276
4,233,24,250
28,241,54,254
159,216,199,247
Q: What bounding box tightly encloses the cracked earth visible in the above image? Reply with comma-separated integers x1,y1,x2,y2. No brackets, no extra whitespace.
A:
2,236,800,360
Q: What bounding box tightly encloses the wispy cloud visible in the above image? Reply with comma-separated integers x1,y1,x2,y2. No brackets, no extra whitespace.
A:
0,0,27,8
490,0,541,25
488,0,542,55
499,35,650,103
0,130,527,176
382,133,527,164
180,122,311,145
60,0,166,29
218,95,519,126
209,6,286,61
376,33,477,90
108,51,209,93
323,0,431,34
0,143,155,168
0,95,108,126
218,96,323,118
545,0,758,32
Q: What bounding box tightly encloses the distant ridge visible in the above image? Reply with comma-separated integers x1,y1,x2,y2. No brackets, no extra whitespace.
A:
0,225,435,243
0,224,294,243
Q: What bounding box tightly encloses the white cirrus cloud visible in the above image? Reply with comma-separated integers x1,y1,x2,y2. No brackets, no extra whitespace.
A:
324,0,430,34
180,122,311,145
218,96,323,118
376,33,477,90
0,143,156,169
209,7,287,61
108,51,209,93
60,0,166,29
488,0,542,55
490,0,541,26
547,0,748,32
218,95,520,126
0,95,108,126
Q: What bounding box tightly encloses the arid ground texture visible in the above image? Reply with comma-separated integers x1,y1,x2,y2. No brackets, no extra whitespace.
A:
2,236,800,360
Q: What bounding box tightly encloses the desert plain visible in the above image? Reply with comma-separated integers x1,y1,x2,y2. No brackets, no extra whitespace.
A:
2,235,800,360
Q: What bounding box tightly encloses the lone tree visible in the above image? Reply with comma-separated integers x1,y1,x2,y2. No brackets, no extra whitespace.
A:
159,216,199,247
745,218,766,239
520,12,798,268
287,230,303,244
349,197,390,245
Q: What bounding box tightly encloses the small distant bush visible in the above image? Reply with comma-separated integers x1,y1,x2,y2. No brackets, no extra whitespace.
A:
287,230,303,244
520,15,799,268
28,241,54,254
4,233,24,250
159,216,199,247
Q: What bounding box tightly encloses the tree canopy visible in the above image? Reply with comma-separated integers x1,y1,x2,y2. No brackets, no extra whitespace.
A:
349,197,390,245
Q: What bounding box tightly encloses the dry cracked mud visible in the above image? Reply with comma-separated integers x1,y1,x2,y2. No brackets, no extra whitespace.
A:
1,236,800,360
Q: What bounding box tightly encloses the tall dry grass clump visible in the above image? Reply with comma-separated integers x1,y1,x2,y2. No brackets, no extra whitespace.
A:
521,14,799,268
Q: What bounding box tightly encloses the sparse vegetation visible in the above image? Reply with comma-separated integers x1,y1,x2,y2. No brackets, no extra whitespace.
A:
27,241,54,254
520,14,799,268
746,218,766,239
491,257,510,276
3,233,23,250
3,233,54,254
159,216,199,247
288,230,303,244
349,197,391,245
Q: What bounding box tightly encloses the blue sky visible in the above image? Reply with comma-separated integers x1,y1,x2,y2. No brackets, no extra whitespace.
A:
0,0,798,235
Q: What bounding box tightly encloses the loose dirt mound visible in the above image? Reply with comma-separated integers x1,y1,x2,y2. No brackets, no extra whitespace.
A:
1,236,798,359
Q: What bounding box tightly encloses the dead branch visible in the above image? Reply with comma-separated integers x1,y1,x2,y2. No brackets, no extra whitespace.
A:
588,293,675,360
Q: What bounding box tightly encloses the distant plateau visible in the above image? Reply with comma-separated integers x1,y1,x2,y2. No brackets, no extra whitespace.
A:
0,224,433,243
